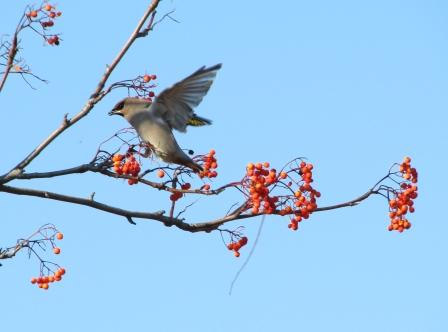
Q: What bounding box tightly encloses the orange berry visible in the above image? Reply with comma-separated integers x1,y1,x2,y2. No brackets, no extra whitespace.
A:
143,74,151,82
239,237,248,246
56,232,63,240
112,154,123,162
234,251,240,258
279,171,287,179
157,170,165,178
30,10,38,18
44,4,52,11
31,277,37,284
53,247,61,255
42,283,49,290
203,184,210,191
181,183,191,190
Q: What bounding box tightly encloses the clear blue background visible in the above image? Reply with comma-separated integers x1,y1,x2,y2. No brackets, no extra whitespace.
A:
1,1,447,331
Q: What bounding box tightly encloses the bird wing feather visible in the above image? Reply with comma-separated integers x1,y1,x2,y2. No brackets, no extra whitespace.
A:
150,64,221,132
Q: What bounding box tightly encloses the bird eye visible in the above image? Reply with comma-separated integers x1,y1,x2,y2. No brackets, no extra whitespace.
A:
115,101,124,110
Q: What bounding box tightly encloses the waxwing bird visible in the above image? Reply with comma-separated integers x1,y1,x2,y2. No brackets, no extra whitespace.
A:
109,64,222,173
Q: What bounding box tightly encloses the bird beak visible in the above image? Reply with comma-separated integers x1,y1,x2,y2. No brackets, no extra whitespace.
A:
108,109,123,116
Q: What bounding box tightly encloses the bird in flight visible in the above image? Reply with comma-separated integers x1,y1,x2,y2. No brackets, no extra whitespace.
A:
109,64,222,173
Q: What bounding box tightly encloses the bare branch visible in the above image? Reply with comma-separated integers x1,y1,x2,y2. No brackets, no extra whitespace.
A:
0,33,18,92
0,240,27,261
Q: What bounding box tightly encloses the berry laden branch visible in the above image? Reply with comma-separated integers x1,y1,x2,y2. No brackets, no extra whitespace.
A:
0,224,67,290
0,1,62,92
0,152,419,236
1,1,419,289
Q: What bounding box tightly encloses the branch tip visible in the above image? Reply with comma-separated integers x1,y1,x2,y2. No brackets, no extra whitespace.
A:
126,216,136,225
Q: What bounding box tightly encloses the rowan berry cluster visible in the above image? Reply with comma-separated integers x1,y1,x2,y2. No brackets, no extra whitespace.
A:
170,191,183,202
387,157,418,232
25,2,62,46
169,182,193,202
245,162,278,214
27,229,65,290
112,153,141,185
30,267,66,290
143,74,157,83
199,149,218,179
227,236,248,257
285,161,320,231
400,156,418,183
140,74,157,100
120,73,157,101
243,160,320,231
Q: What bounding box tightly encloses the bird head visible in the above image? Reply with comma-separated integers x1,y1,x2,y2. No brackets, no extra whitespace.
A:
108,97,152,118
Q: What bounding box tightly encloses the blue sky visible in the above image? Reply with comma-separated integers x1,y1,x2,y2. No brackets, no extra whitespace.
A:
1,1,447,331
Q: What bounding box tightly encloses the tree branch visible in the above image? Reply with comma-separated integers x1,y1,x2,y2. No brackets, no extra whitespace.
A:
0,240,26,261
0,33,18,92
0,0,161,184
0,182,381,233
14,161,234,196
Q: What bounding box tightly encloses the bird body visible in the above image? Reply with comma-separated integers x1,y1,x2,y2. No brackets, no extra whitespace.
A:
109,64,222,173
127,104,196,169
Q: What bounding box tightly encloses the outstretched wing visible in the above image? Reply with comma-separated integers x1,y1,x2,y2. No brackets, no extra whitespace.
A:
150,64,221,132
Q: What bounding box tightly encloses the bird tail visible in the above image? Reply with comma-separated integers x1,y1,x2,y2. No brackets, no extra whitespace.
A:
187,114,212,127
183,159,203,173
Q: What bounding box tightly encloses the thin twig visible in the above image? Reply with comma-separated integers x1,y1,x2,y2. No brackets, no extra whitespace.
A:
229,215,266,295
